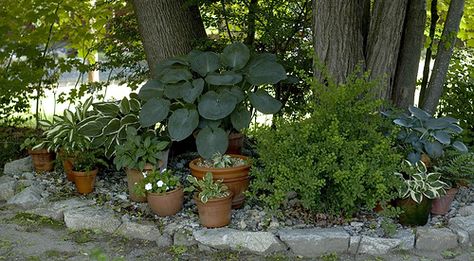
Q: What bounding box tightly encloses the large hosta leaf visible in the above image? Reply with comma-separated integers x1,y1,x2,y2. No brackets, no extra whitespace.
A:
139,98,170,127
154,57,188,76
222,42,250,70
93,102,120,116
249,90,282,114
205,71,243,85
168,108,199,141
432,130,451,145
77,121,103,137
231,107,251,131
247,57,286,85
408,106,431,119
190,51,219,76
196,127,228,159
129,98,141,112
424,141,444,158
181,78,204,103
198,91,237,120
138,80,164,100
164,81,190,99
159,68,192,84
452,141,468,153
119,97,130,114
102,118,121,135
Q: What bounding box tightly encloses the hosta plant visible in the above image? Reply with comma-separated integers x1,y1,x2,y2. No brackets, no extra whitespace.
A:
184,172,230,203
138,42,287,158
196,152,247,168
396,160,449,203
135,169,180,196
113,126,169,171
388,106,468,164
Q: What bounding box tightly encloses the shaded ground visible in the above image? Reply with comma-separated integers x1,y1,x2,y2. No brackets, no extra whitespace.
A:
1,204,474,261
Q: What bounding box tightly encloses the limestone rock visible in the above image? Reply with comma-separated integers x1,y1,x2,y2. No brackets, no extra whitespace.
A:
193,228,285,254
117,221,171,247
349,236,361,254
358,236,402,255
174,229,197,247
4,157,33,175
64,206,121,233
394,229,415,250
0,176,17,201
449,216,474,243
26,198,95,221
278,228,350,257
7,186,43,209
415,227,458,252
458,204,474,217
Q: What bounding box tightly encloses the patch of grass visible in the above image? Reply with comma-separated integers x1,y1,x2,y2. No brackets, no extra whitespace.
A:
381,219,397,237
265,254,291,261
169,245,187,256
89,248,125,261
7,212,64,231
68,229,96,244
14,182,28,194
441,250,459,259
0,239,13,250
25,256,41,261
321,252,339,261
211,250,240,261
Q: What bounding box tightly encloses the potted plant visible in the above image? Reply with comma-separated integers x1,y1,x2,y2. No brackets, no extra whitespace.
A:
71,152,106,195
137,42,287,158
395,160,449,226
135,168,183,216
387,106,468,165
114,126,169,202
21,136,55,173
185,172,233,228
189,153,250,209
431,150,474,215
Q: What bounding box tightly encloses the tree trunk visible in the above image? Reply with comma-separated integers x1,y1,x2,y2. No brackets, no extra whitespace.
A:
132,0,207,78
245,0,258,46
392,0,426,109
422,0,464,114
312,0,367,84
419,0,439,106
366,0,408,100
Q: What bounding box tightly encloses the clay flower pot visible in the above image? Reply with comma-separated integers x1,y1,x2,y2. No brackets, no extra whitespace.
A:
189,155,250,209
431,188,458,215
147,187,184,216
73,168,98,195
396,197,432,226
195,192,233,228
226,133,244,155
63,158,75,181
28,149,55,173
126,163,155,203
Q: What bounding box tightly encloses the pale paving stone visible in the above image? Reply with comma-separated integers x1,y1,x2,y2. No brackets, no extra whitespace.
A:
116,221,172,247
415,227,458,251
7,185,44,209
278,228,349,257
26,198,95,221
64,206,121,233
449,216,474,243
0,175,17,201
4,156,33,175
358,236,402,255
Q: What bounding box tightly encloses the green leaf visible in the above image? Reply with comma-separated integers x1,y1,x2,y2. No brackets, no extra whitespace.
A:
139,98,171,127
247,59,286,85
164,81,190,99
230,107,251,131
120,114,138,126
222,42,250,70
159,68,193,84
93,103,120,116
181,78,204,103
154,57,188,77
168,108,199,141
223,87,245,103
424,141,444,158
119,97,130,114
452,141,468,153
129,98,141,112
103,118,121,135
198,91,237,120
190,51,219,76
432,131,451,145
138,79,164,100
196,127,228,159
205,71,243,85
249,90,282,114
408,106,431,119
77,121,103,137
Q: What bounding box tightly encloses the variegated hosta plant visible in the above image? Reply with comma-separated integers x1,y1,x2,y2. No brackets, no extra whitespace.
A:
184,172,230,203
395,160,449,203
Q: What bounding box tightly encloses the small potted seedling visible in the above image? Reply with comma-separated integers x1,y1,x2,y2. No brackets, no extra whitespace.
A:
135,168,184,216
185,172,233,228
71,152,105,195
21,136,55,173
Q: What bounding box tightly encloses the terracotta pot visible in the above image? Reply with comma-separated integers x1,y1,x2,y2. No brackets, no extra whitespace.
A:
63,158,75,181
396,197,432,226
420,153,432,168
147,187,184,216
195,192,233,228
431,188,458,215
28,149,55,173
125,163,155,202
73,168,98,195
226,133,244,155
189,155,250,209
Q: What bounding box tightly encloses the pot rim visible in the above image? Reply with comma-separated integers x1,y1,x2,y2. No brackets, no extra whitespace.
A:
72,168,98,176
189,155,250,172
147,186,183,197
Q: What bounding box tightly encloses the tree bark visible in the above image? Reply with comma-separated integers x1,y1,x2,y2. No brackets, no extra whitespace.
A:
366,0,408,100
312,0,367,84
419,0,439,106
245,0,258,46
422,0,464,114
132,0,207,78
392,0,426,109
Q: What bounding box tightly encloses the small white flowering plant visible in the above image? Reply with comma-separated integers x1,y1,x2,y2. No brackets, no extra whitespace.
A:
135,168,180,196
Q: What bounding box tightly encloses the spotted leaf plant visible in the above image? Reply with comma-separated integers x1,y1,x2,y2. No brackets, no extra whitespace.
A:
184,172,230,203
395,160,449,203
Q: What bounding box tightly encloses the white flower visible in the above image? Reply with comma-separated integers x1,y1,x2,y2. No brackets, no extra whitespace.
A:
166,186,169,191
145,183,152,191
161,168,167,173
157,180,164,187
142,172,147,178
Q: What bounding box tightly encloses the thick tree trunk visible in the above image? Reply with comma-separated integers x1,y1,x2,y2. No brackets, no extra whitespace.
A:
422,0,464,114
245,0,258,46
419,0,439,106
366,0,408,100
312,0,367,84
392,0,426,109
132,0,207,78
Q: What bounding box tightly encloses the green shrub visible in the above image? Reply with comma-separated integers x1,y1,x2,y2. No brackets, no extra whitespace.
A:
249,75,402,215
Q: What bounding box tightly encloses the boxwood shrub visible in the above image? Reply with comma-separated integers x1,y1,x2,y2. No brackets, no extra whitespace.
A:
249,75,402,215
